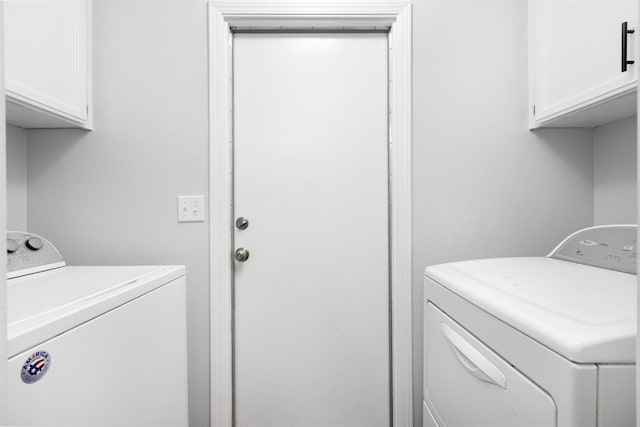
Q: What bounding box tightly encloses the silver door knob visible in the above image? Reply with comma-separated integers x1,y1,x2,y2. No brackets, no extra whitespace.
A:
234,247,250,262
236,217,249,230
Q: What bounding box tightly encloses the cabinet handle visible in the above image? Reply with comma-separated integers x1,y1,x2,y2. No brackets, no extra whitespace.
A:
622,21,635,72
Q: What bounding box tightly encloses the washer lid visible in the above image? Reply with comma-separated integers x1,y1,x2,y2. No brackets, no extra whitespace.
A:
425,257,637,364
8,265,185,358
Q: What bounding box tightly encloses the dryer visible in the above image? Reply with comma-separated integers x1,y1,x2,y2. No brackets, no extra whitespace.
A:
6,231,188,426
423,225,637,427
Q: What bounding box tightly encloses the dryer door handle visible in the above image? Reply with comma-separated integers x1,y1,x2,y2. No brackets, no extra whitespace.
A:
441,322,507,389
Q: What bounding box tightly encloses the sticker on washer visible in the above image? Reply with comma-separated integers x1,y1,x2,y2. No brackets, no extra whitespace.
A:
21,350,51,384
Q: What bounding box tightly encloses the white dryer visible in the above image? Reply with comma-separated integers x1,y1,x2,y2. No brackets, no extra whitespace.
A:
423,225,637,427
6,231,188,427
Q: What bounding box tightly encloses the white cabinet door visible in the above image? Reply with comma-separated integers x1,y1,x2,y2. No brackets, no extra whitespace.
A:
530,0,638,128
5,0,90,128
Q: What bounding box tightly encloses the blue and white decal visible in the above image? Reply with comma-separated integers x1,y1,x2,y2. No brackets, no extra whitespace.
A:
21,350,51,384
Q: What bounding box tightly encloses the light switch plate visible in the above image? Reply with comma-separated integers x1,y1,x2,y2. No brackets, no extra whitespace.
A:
178,195,206,222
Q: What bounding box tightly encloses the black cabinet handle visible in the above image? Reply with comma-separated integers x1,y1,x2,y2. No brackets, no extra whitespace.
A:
622,21,635,72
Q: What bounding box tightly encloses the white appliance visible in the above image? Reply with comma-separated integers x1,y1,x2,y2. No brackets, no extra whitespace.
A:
6,231,188,427
423,225,637,427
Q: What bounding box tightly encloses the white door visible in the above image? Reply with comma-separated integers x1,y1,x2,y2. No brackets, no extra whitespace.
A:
233,33,390,427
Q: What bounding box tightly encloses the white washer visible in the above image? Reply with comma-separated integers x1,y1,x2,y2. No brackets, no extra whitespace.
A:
423,225,637,427
6,231,188,427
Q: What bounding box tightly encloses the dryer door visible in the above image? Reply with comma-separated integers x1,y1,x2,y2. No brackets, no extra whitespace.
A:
425,302,557,427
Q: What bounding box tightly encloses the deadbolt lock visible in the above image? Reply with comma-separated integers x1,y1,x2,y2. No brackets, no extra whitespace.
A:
236,217,249,230
234,247,250,262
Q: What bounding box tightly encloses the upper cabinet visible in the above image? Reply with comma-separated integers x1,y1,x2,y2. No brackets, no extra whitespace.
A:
4,0,91,129
529,0,638,128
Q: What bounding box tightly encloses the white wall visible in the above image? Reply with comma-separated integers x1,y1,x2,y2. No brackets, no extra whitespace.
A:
594,116,637,225
6,125,27,230
412,0,595,424
25,1,210,425
0,0,9,421
637,71,640,427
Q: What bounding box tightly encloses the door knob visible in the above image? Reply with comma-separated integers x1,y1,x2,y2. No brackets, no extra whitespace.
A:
234,247,250,262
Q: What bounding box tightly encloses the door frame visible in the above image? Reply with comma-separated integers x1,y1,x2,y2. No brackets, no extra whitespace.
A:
208,2,412,426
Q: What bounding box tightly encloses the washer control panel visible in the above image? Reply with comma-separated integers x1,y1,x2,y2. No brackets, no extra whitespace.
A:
549,225,637,274
7,231,65,278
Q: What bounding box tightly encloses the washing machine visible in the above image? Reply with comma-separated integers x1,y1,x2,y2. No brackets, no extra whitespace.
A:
6,231,188,426
423,224,637,427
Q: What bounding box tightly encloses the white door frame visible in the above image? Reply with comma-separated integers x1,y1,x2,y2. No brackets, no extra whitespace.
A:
208,2,412,426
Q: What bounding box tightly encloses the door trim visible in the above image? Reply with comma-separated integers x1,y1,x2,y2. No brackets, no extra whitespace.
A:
208,3,412,426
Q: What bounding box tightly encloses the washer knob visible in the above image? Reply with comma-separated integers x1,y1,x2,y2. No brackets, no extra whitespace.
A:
7,239,18,253
25,237,43,251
